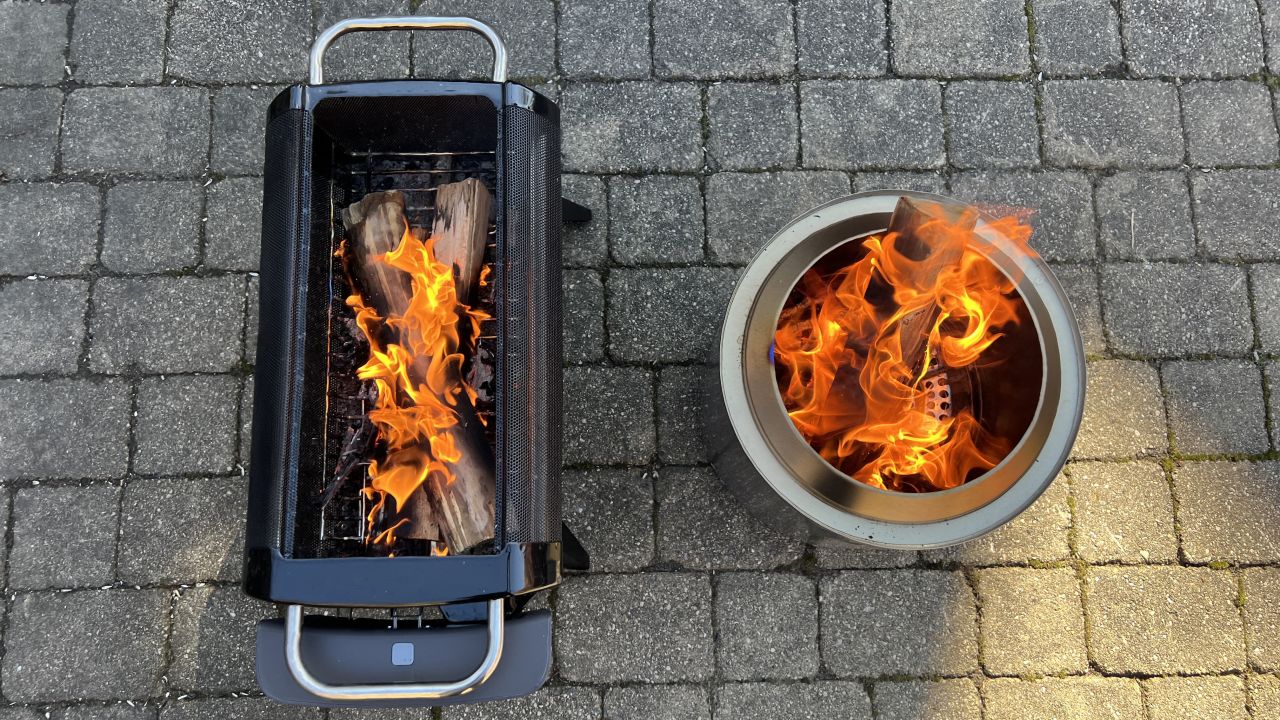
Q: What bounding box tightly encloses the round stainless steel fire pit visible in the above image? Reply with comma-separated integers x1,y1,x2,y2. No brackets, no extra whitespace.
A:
707,191,1086,549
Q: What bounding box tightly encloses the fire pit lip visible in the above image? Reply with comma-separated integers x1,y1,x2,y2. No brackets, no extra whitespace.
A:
715,189,1086,549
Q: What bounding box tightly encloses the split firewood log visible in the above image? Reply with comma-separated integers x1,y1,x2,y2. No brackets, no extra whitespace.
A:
341,189,495,551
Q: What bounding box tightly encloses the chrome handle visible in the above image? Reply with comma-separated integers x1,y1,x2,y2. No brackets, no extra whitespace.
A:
309,16,508,85
283,599,505,700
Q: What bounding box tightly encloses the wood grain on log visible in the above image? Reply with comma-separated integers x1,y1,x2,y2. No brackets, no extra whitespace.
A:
340,188,495,551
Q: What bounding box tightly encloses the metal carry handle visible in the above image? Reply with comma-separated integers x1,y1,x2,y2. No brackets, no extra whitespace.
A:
309,16,508,85
283,599,505,700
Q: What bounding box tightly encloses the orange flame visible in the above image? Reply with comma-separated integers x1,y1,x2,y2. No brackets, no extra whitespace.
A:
773,205,1032,492
345,222,489,546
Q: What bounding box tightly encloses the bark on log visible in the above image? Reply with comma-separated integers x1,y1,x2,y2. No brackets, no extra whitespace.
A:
340,189,495,551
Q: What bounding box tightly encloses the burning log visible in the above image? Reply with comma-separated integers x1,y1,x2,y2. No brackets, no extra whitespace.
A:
340,188,495,552
882,197,973,376
431,178,492,302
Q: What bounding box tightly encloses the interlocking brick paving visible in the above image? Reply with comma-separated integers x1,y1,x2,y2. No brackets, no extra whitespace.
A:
1,0,1279,716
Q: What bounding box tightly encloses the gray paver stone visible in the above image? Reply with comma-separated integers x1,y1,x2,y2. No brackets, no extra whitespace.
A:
656,365,717,464
0,2,68,85
716,682,871,720
0,89,62,180
717,573,819,680
71,0,167,83
1254,265,1280,352
562,365,655,465
556,573,713,683
975,567,1087,676
890,0,1029,76
135,375,240,475
1029,0,1123,75
609,176,704,264
562,83,703,173
607,267,737,362
119,476,248,583
9,484,119,590
797,0,888,77
1163,359,1269,455
653,0,794,78
2,590,168,701
1183,82,1279,167
0,378,130,480
63,88,210,175
874,680,980,720
1193,170,1280,261
821,569,979,676
0,279,88,374
0,183,100,276
205,177,264,270
657,466,805,570
1100,263,1253,356
167,0,311,82
1174,461,1280,564
707,83,799,171
563,269,604,363
1096,171,1196,260
562,175,608,267
1120,0,1264,76
801,80,945,170
102,181,203,273
1070,461,1178,563
1085,566,1246,674
90,276,247,373
562,468,654,571
605,686,709,720
559,0,649,78
1042,80,1183,168
946,82,1039,169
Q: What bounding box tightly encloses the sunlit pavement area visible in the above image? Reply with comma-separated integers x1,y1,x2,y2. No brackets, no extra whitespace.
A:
2,0,1280,718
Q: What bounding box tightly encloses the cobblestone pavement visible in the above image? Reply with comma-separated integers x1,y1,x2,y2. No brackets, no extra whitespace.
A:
2,0,1280,718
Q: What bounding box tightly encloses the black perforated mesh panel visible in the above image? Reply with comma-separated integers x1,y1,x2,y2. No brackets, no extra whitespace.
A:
499,104,562,544
247,108,313,557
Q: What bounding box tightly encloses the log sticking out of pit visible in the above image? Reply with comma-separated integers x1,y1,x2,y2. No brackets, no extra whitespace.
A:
339,186,496,553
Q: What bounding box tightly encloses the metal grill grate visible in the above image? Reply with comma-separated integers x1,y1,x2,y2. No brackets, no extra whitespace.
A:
318,148,500,551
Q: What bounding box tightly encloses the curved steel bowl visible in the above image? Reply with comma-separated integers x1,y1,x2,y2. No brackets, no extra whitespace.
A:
706,190,1086,549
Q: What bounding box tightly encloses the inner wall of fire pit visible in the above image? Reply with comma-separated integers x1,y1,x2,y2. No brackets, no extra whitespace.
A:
296,95,499,559
771,234,1042,493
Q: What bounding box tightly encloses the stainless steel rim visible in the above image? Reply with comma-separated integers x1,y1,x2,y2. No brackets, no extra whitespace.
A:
717,191,1086,549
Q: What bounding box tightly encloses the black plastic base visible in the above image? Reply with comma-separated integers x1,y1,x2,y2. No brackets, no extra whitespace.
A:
256,610,553,708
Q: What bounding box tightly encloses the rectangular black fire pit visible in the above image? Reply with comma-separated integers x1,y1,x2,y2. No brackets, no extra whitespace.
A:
244,17,588,707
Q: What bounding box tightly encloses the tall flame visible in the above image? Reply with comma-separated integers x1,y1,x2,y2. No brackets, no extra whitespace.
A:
773,207,1032,492
344,222,488,546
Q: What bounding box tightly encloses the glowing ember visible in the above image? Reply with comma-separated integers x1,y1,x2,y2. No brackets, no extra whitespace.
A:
773,200,1034,492
343,222,488,547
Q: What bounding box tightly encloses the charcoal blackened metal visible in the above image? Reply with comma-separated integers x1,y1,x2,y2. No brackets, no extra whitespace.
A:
244,17,588,707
